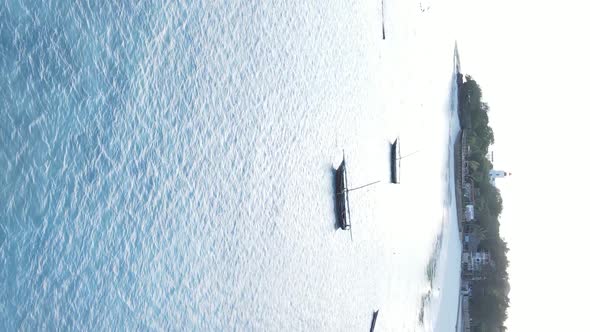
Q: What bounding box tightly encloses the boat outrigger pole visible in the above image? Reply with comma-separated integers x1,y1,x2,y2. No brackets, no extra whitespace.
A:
344,180,380,242
346,180,381,192
399,150,420,159
335,150,381,241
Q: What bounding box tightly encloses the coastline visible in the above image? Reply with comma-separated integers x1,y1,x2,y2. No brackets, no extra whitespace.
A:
453,130,464,234
453,43,465,236
453,130,469,332
452,129,464,332
453,62,466,330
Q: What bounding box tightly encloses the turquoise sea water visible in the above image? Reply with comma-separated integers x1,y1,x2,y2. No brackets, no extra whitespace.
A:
1,1,461,330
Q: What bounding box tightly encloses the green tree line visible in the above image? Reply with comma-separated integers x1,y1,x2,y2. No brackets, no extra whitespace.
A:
459,75,510,332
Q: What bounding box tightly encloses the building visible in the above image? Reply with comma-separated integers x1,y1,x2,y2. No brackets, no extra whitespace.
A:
489,169,511,186
460,294,471,332
464,204,475,222
462,250,494,281
466,251,491,271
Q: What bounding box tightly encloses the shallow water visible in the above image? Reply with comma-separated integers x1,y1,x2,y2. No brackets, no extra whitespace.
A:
1,1,460,330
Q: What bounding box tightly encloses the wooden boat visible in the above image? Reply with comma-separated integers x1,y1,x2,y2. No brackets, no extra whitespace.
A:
381,0,386,40
370,310,379,332
335,157,352,230
391,138,401,183
334,152,380,236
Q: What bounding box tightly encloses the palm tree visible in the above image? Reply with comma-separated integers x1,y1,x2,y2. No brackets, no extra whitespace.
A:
471,223,487,242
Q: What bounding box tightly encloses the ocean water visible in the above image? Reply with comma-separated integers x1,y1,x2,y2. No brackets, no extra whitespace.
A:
1,0,461,331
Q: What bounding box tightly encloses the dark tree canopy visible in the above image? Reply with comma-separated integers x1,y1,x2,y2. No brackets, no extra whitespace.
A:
459,74,510,331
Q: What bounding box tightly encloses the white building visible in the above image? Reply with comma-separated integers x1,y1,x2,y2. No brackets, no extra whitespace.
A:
489,169,511,186
462,251,492,272
464,204,475,222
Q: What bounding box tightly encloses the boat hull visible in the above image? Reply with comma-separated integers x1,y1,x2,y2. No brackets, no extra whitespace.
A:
391,140,399,183
335,160,351,230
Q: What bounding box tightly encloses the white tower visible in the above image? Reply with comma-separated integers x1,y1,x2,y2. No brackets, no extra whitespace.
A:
489,170,511,185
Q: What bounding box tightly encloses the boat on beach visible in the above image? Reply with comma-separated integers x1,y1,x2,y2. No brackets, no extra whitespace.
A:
391,138,401,183
335,156,352,230
334,152,380,235
381,0,386,39
370,310,379,332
